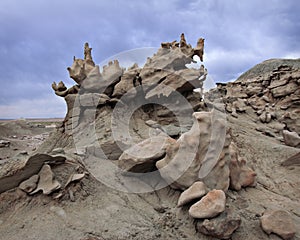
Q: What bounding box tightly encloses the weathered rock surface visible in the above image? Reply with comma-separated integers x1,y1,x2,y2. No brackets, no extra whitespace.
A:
118,134,174,173
207,59,300,136
0,154,65,194
156,110,231,191
19,174,39,193
177,181,207,207
31,164,61,195
65,173,85,188
196,208,241,239
260,209,296,240
189,189,226,219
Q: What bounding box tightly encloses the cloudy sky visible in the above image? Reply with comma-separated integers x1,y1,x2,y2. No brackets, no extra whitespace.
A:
0,0,299,119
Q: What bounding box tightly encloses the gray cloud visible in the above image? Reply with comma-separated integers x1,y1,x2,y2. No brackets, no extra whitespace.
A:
0,0,299,118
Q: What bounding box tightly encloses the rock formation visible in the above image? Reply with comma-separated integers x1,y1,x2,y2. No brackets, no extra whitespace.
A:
1,35,299,240
207,59,300,149
194,38,204,62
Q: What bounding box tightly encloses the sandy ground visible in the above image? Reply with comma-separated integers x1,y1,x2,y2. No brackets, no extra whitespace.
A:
0,119,61,161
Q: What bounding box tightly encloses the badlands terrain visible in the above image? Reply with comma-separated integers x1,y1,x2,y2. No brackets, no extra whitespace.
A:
0,34,299,240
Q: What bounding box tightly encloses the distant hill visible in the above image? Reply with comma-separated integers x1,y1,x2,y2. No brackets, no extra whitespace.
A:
237,58,300,82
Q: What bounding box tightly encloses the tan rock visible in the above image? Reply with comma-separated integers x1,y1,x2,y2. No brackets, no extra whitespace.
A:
282,130,300,148
65,173,85,188
119,134,175,173
31,164,61,195
193,38,204,62
260,209,296,240
19,175,39,193
156,110,230,191
177,181,207,207
229,142,256,191
189,189,226,219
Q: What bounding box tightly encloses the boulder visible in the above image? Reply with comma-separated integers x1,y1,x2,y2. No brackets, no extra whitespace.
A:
189,189,226,219
260,209,296,240
177,181,207,207
282,130,300,148
118,134,175,173
196,208,241,239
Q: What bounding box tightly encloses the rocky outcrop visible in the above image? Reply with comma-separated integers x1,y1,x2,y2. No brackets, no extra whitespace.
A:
52,35,207,136
207,59,300,141
188,189,226,219
260,209,296,240
193,38,204,62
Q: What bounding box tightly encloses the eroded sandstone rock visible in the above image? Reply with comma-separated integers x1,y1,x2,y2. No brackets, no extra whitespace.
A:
31,164,61,195
156,110,230,191
229,142,256,191
260,209,296,240
189,189,226,219
118,134,175,173
177,181,207,207
0,154,65,194
19,174,39,193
